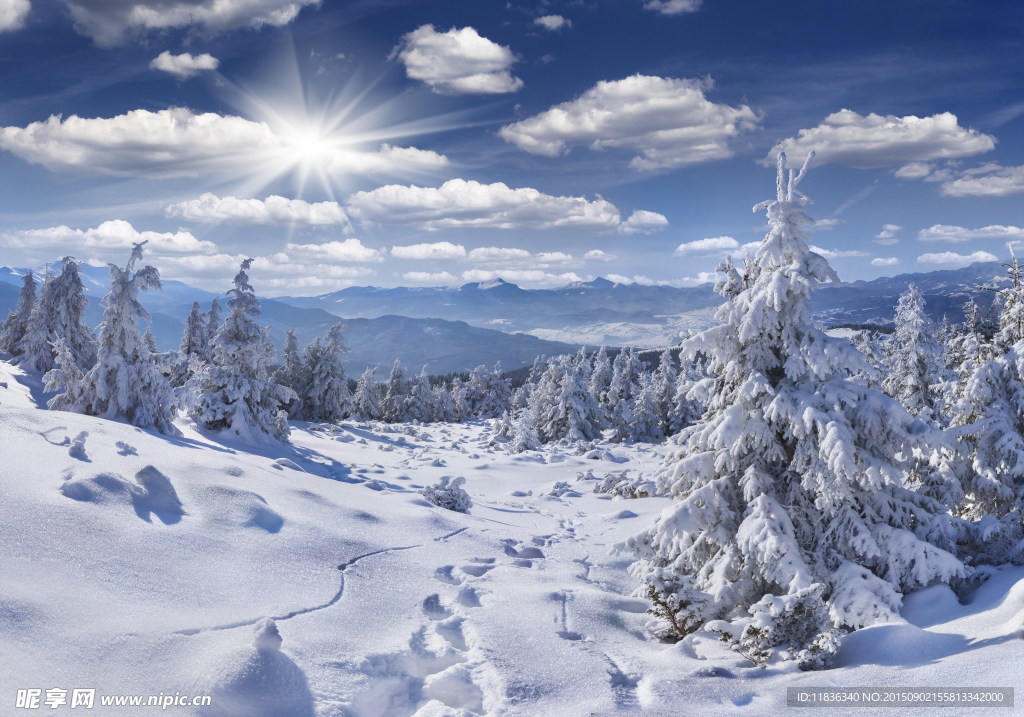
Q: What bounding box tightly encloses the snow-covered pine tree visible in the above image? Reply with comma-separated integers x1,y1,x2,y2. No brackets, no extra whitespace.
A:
352,366,382,421
631,371,664,442
653,349,678,434
508,409,542,452
588,346,613,415
273,328,309,417
406,367,434,423
43,337,86,410
536,354,602,444
0,270,37,356
53,244,176,434
667,356,703,435
993,251,1024,351
188,259,295,443
432,382,457,422
301,324,350,423
180,301,208,360
883,284,942,423
20,257,96,373
143,325,158,353
382,358,409,422
621,153,964,648
451,378,470,422
205,298,222,344
849,330,884,390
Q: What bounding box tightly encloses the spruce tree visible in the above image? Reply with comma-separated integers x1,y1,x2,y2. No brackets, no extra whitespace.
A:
188,259,296,443
301,324,350,423
20,257,96,373
0,270,37,357
382,359,408,422
52,244,176,434
352,366,382,421
883,284,941,423
622,154,963,645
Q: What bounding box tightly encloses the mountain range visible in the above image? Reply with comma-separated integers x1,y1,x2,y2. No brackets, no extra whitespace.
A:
0,260,1010,373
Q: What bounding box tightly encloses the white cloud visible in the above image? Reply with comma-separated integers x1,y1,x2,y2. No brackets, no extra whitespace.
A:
391,242,466,260
284,239,384,263
467,247,532,263
870,257,900,267
917,224,1024,243
673,236,739,255
940,164,1024,197
165,193,349,227
917,250,999,267
150,51,219,79
534,15,570,30
157,251,377,294
62,0,319,47
2,219,216,255
0,108,449,178
584,249,616,262
644,0,701,15
535,251,574,264
347,178,649,232
0,0,30,32
619,209,669,234
895,162,933,180
814,218,841,231
498,74,760,170
875,223,902,240
402,271,458,284
394,24,522,95
461,269,582,288
809,245,870,259
765,110,995,169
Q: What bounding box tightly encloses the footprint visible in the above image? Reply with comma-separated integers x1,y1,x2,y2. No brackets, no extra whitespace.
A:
115,441,138,456
422,594,453,621
435,617,468,651
434,566,461,585
456,587,481,608
459,564,494,578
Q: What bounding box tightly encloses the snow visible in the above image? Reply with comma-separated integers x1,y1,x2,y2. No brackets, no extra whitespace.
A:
2,357,1024,715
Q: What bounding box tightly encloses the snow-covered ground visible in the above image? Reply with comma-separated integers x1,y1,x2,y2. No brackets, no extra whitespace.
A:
1,358,1022,716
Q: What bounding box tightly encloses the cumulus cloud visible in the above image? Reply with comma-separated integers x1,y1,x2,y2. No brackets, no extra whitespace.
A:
644,0,701,15
499,75,760,170
165,193,349,227
347,178,658,233
619,210,669,234
394,24,522,95
62,0,319,47
534,14,570,30
461,269,582,288
674,236,739,255
584,249,616,261
402,271,458,284
917,250,999,267
0,0,30,32
283,239,385,263
0,108,449,178
467,247,532,264
150,51,220,79
391,242,466,260
875,224,902,240
940,164,1024,197
809,245,870,259
765,110,995,169
2,219,216,255
917,224,1024,243
160,251,377,294
814,218,841,231
535,251,574,264
871,257,900,267
895,162,934,180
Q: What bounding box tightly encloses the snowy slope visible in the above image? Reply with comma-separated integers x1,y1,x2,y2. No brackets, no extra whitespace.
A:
2,359,1023,716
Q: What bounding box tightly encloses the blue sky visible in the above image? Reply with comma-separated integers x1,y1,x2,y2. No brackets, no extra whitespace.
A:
0,0,1022,294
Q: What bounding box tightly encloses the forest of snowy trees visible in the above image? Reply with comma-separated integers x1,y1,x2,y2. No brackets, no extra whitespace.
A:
5,154,1024,671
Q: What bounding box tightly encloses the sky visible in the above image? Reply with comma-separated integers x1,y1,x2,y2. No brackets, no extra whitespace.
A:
0,0,1022,296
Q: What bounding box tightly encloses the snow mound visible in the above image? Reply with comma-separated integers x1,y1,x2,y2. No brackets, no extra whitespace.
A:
59,465,184,524
192,485,284,532
198,619,315,717
836,621,967,667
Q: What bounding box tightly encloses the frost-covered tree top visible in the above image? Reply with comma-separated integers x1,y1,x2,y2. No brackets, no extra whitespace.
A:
301,323,350,424
623,153,963,637
20,257,96,373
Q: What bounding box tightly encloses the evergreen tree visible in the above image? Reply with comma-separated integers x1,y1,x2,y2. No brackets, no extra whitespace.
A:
53,244,176,434
622,154,963,645
0,270,37,356
508,410,542,452
382,358,408,422
631,371,664,442
143,325,158,354
536,354,602,444
301,324,350,423
993,252,1024,351
883,284,942,422
849,330,884,390
20,257,96,373
352,366,382,421
653,349,678,433
406,367,434,423
273,328,310,415
188,259,295,443
432,382,457,422
180,301,209,361
205,298,222,346
667,357,703,435
588,346,613,414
